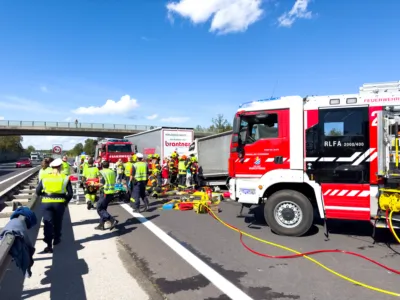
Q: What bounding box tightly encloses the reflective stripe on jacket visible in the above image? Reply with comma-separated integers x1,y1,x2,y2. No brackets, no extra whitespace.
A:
124,162,133,177
42,174,69,203
152,162,161,175
84,166,100,179
61,161,70,175
134,162,147,181
178,161,186,175
100,169,116,194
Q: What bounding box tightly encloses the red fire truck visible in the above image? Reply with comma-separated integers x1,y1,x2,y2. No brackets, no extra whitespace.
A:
95,138,136,168
228,81,400,238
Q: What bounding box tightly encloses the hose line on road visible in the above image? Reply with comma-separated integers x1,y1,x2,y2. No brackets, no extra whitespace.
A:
388,210,400,244
205,206,400,297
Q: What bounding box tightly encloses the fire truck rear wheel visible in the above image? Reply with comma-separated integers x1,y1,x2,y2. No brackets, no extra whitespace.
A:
264,190,313,237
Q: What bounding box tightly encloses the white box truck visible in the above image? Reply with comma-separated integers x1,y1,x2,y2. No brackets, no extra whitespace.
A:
188,130,232,189
125,127,194,161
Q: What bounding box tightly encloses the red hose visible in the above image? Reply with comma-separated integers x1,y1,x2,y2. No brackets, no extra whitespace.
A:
207,211,400,275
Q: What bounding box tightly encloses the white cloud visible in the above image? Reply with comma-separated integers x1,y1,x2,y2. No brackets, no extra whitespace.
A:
21,136,89,151
0,116,4,120
166,0,264,34
40,85,49,93
146,114,158,120
160,117,190,123
72,95,139,115
64,117,72,121
278,0,313,27
0,95,62,115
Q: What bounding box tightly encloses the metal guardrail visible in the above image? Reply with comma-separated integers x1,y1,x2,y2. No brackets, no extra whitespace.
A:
0,120,215,133
0,169,40,284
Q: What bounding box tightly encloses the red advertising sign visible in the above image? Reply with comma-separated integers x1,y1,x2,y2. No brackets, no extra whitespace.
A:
143,148,156,155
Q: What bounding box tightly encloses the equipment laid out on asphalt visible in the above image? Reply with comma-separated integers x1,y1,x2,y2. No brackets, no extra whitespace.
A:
203,204,400,297
161,189,222,213
227,80,400,239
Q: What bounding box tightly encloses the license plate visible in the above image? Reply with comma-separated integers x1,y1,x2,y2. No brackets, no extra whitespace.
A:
20,164,25,166
240,188,255,195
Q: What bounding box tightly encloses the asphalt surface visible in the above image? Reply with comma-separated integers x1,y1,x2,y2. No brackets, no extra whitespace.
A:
0,161,40,194
106,199,400,300
1,167,399,300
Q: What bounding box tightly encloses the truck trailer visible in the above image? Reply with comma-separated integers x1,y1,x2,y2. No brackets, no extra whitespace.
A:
125,127,194,161
188,130,232,188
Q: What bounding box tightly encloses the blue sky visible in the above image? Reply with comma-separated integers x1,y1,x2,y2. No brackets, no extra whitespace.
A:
0,0,399,149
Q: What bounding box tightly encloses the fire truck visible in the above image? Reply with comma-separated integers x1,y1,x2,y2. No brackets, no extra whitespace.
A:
228,81,400,238
95,138,136,168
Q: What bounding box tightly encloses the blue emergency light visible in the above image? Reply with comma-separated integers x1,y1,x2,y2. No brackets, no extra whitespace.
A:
239,97,280,108
106,138,129,142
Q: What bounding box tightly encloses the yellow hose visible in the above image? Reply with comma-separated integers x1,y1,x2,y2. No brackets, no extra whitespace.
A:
389,211,400,244
205,205,400,297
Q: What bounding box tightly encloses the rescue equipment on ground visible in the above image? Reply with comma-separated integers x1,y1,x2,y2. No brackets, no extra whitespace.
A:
203,204,400,297
160,189,221,213
114,183,130,203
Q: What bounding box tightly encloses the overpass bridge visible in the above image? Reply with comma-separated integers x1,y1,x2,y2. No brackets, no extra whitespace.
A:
0,120,213,139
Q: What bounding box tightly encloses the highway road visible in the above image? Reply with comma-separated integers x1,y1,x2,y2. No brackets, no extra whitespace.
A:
0,165,399,300
0,162,39,193
105,200,400,300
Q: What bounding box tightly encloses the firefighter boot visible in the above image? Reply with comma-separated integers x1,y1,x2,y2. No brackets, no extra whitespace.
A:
94,222,105,230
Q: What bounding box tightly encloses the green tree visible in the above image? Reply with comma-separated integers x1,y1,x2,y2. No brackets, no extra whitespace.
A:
210,114,232,133
194,125,205,132
26,145,36,153
0,136,24,152
83,138,97,156
327,128,342,136
67,143,84,157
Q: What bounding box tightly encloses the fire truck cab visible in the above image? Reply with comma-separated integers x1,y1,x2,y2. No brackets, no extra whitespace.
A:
228,81,400,237
95,138,135,169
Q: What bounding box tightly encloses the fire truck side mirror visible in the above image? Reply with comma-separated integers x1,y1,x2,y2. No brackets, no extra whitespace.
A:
135,145,138,152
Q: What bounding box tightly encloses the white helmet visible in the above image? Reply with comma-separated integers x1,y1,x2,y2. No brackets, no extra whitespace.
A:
136,153,144,158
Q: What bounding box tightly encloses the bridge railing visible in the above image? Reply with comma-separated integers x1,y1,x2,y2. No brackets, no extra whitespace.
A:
0,120,214,133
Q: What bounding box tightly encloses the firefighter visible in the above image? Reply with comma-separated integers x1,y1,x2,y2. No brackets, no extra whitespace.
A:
178,155,187,190
130,153,149,212
39,158,53,181
186,155,193,187
61,156,70,176
147,154,154,172
95,160,119,230
190,156,199,188
169,152,178,185
35,158,73,253
152,154,162,186
82,158,101,210
124,157,134,187
116,159,125,183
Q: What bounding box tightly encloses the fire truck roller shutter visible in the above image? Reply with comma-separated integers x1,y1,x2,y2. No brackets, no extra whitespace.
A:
264,189,314,237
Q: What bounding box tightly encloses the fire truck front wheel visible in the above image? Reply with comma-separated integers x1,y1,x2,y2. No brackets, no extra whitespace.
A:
264,190,313,237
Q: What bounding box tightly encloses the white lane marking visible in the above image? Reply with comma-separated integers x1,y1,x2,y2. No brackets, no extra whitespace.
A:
120,204,253,300
0,168,38,185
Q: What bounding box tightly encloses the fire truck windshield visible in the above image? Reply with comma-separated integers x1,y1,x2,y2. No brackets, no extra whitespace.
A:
107,144,132,153
238,114,278,144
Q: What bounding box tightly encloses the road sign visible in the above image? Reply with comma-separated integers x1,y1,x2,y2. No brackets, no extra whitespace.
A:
52,145,62,154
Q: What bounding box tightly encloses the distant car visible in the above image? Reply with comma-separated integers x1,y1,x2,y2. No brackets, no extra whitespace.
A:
16,157,32,168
